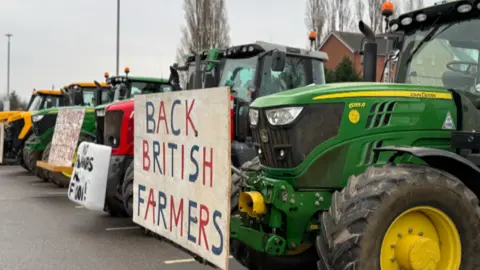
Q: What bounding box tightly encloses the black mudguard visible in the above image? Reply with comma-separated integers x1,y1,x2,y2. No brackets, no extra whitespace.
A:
105,155,133,200
374,146,480,194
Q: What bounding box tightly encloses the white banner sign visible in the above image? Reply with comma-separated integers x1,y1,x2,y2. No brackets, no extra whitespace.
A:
48,108,85,167
67,141,112,211
133,87,231,269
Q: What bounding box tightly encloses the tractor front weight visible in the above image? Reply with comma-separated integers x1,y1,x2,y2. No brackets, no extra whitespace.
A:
232,174,331,255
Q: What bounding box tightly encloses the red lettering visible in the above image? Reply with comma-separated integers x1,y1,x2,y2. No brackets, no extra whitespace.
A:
203,147,213,187
169,196,184,236
186,99,197,136
156,101,169,134
198,204,209,250
163,142,166,176
143,140,150,171
181,144,185,180
144,188,156,223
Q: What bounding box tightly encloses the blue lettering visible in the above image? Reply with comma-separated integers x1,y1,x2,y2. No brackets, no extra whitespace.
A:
153,141,162,175
189,145,199,182
188,200,198,243
171,99,181,136
168,143,178,177
146,101,156,133
157,191,167,229
212,210,224,255
138,184,146,216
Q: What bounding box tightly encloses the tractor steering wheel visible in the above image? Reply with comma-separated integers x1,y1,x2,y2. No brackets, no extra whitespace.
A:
446,60,480,75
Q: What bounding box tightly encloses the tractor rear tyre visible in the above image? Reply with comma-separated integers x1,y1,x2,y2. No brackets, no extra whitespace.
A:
122,161,134,217
230,157,318,270
318,163,480,270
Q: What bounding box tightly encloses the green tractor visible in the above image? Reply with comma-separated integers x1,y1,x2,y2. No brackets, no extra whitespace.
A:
230,1,480,269
24,81,112,186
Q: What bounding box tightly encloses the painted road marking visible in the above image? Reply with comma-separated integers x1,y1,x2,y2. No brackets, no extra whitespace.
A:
105,226,141,231
46,191,67,196
164,256,233,264
75,205,84,209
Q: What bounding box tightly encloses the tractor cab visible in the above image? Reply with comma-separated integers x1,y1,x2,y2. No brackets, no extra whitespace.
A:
378,0,480,134
61,82,111,108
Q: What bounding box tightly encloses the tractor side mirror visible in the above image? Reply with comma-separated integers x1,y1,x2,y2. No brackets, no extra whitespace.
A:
271,51,286,72
234,99,250,142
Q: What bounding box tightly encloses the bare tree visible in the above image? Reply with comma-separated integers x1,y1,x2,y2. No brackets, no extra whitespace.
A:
305,0,328,47
355,0,365,24
175,0,231,88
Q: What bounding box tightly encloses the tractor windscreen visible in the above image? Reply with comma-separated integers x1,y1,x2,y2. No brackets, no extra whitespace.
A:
113,81,173,101
82,88,98,107
28,94,61,111
219,56,257,102
398,18,480,95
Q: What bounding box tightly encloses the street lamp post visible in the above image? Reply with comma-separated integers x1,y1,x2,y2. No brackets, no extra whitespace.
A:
116,0,120,75
5,33,12,111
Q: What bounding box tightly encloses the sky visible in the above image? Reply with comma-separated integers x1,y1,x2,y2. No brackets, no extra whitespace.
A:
0,0,438,101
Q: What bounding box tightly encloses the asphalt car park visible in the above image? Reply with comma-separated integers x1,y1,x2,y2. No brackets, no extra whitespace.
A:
0,166,245,270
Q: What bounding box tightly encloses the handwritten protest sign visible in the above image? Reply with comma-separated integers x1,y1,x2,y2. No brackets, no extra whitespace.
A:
68,141,112,211
48,108,85,167
133,87,231,269
0,123,4,164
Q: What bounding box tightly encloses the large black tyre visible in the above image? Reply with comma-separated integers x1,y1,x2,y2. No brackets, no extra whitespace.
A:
40,142,54,183
22,134,36,172
230,157,318,270
317,163,480,270
121,161,134,217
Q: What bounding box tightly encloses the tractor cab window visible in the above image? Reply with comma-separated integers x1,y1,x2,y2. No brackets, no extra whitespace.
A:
100,89,113,104
398,18,480,99
43,95,60,109
218,56,257,102
262,56,309,96
82,88,96,107
28,95,44,111
113,83,129,101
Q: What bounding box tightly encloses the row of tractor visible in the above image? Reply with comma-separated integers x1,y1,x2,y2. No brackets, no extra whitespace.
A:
3,0,480,269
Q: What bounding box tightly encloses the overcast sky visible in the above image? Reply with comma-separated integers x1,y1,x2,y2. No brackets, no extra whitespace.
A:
0,0,438,101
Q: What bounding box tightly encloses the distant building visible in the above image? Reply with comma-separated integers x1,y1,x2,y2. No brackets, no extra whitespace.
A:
318,31,394,82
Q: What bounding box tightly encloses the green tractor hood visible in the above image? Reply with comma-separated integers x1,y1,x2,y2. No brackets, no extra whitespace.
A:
250,82,453,108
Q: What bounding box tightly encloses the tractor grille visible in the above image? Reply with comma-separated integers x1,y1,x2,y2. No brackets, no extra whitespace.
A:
95,115,105,144
104,110,123,148
251,103,345,168
33,114,57,136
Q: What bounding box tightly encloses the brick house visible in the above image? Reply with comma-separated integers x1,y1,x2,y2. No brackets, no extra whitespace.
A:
318,31,394,82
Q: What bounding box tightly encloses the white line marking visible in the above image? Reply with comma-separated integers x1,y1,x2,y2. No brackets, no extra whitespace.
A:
164,256,233,264
31,182,50,186
45,191,67,196
75,206,84,209
105,226,141,231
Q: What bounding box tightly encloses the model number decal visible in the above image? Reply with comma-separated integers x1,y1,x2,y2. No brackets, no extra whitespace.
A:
348,102,366,109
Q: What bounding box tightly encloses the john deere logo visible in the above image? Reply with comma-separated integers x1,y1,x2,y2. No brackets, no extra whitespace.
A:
260,129,269,143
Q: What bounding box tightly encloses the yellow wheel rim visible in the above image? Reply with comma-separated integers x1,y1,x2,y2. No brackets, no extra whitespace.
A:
380,206,461,270
61,147,78,178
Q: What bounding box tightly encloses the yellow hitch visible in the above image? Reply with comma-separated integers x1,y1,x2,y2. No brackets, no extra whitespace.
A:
238,191,266,217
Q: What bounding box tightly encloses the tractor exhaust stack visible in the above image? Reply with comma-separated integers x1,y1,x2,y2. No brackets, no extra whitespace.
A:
359,21,377,82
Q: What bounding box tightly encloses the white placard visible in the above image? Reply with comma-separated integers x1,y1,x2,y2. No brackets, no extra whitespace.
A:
133,87,231,269
0,123,4,164
48,108,85,167
67,141,112,211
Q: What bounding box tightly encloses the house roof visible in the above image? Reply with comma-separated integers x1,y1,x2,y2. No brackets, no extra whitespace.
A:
319,31,393,56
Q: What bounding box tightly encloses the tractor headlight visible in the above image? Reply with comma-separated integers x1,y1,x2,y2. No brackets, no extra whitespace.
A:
249,109,259,125
265,107,303,126
96,109,105,117
32,115,44,123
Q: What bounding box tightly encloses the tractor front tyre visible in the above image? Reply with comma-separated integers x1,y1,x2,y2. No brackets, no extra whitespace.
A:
122,161,134,217
318,163,480,270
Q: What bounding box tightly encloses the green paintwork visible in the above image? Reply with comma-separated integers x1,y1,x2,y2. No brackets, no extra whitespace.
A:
232,81,459,254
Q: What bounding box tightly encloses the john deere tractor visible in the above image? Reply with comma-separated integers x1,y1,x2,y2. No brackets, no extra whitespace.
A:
1,89,67,170
230,1,480,269
24,81,112,186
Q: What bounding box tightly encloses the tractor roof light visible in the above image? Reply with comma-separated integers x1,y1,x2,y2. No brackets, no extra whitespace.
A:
390,23,399,31
457,3,472,13
401,17,413,25
124,67,130,74
104,72,109,78
416,13,427,22
381,1,395,17
477,2,480,9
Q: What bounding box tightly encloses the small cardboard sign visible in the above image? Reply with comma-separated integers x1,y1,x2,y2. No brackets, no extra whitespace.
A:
48,108,85,167
0,123,4,164
133,87,231,269
67,141,112,211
